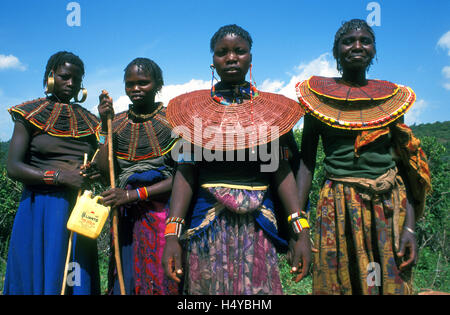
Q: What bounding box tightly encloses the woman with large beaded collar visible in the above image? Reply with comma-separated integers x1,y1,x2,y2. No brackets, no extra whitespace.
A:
4,51,101,295
96,58,180,295
295,19,431,295
162,24,308,295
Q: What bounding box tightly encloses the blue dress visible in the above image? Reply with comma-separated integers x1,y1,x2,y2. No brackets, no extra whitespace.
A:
3,98,100,295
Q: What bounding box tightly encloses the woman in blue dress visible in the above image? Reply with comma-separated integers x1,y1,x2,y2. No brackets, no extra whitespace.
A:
3,51,100,295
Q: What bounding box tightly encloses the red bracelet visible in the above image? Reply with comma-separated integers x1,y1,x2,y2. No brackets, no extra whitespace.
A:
43,170,56,185
136,187,149,200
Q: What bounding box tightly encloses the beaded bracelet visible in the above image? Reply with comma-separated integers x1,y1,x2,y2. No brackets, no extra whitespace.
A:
287,211,308,224
136,187,149,200
43,171,55,185
164,217,185,238
43,170,61,185
165,216,186,225
292,218,310,234
287,211,310,234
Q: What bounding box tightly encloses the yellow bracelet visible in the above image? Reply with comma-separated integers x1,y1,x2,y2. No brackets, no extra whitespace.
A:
292,218,310,234
299,218,310,229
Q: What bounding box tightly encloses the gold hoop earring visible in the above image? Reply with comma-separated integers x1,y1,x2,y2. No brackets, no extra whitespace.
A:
74,87,88,103
46,71,55,94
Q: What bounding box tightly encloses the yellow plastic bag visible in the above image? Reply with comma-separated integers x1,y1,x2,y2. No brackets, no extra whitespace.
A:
67,190,110,239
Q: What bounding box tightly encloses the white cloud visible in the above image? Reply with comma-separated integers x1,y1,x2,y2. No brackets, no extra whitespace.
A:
259,79,285,93
437,31,450,90
442,66,450,91
259,53,339,100
156,79,210,105
113,95,132,113
258,53,339,130
103,79,211,114
443,66,450,79
404,99,428,125
437,30,450,56
0,54,26,71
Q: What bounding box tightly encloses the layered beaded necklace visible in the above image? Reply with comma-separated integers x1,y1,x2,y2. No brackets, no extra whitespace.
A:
128,102,164,121
211,82,259,105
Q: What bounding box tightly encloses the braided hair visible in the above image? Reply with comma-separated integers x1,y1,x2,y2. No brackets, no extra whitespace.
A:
43,51,85,88
210,24,253,52
124,57,164,94
333,19,376,73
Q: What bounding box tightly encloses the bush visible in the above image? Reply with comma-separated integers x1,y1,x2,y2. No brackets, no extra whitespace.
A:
0,167,21,293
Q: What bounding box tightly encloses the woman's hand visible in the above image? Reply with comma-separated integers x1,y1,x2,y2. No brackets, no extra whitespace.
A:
98,90,114,126
57,168,88,191
162,236,184,283
397,227,418,271
287,229,313,282
100,188,136,208
80,161,101,181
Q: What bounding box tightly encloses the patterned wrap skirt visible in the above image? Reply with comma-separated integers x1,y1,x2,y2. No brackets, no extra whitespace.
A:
183,187,284,295
312,175,413,295
109,168,180,295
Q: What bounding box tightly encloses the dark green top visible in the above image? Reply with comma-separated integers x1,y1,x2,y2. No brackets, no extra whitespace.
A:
301,114,397,179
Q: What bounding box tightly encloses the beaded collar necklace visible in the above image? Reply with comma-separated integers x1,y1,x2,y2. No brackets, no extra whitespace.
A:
211,82,259,105
128,102,164,121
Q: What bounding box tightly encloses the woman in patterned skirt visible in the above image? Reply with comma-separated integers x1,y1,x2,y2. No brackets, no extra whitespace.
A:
97,58,180,295
295,19,431,295
162,24,309,295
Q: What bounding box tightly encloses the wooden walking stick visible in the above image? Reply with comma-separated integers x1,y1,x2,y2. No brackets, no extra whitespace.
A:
108,116,126,295
61,153,88,295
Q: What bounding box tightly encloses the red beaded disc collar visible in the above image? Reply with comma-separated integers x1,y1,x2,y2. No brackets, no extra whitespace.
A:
166,89,304,151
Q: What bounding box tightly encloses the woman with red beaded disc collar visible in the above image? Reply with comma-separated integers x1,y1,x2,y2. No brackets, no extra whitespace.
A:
162,24,307,295
295,19,431,295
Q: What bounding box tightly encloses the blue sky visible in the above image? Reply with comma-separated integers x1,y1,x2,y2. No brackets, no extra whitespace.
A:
0,0,449,141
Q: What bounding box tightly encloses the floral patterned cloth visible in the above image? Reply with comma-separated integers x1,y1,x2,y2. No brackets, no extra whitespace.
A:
205,186,265,214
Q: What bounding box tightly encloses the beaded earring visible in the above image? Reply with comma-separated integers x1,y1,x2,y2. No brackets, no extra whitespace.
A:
210,64,218,94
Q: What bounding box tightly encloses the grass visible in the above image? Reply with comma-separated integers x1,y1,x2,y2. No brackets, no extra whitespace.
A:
412,247,450,294
278,254,312,295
